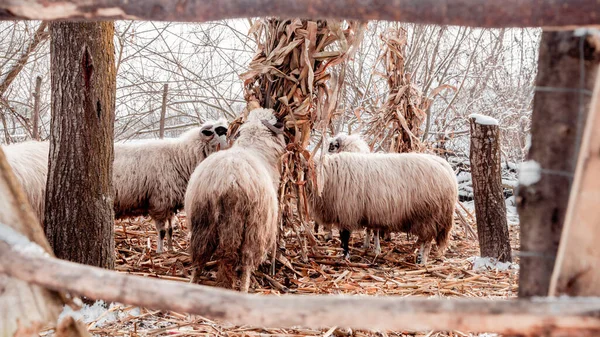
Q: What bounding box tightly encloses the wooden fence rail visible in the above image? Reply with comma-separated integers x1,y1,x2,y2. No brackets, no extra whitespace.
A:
1,224,600,335
1,0,600,28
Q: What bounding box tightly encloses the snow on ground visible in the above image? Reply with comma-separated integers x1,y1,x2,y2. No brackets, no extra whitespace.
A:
468,256,519,272
505,196,519,225
58,300,140,328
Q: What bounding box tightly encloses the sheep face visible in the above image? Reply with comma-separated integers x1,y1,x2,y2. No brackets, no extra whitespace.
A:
327,133,370,154
200,118,229,151
235,108,286,155
328,136,343,153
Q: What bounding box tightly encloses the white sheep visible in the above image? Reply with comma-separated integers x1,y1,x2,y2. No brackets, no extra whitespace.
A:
313,133,376,244
186,108,285,292
309,151,458,264
114,118,228,253
3,140,49,221
3,119,228,253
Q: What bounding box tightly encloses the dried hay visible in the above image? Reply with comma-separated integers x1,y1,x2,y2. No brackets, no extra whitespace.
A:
237,18,366,258
49,213,520,337
364,28,454,154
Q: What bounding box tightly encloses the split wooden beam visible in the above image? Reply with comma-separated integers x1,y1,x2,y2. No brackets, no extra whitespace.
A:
0,0,600,28
549,65,600,297
0,147,63,335
2,234,600,335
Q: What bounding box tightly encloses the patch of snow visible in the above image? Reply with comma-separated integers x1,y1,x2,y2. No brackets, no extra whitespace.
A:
519,160,541,186
468,256,519,272
505,196,520,225
469,113,499,126
0,222,49,257
59,300,116,327
456,171,471,183
58,301,141,328
502,178,518,189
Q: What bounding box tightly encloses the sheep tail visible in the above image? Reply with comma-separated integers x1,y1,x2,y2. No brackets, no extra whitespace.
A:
435,221,452,256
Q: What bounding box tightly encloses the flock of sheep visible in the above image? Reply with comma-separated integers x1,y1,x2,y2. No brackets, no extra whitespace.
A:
3,107,458,292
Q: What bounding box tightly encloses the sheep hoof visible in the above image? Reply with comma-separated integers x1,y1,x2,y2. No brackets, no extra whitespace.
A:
374,247,381,255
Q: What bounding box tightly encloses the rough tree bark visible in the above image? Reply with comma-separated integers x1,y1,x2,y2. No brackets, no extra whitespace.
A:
32,75,42,140
1,0,599,28
518,32,600,297
44,21,116,269
469,115,512,262
159,83,168,138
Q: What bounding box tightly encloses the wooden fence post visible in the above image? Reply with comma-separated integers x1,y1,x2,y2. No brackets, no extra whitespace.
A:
517,31,600,298
549,63,600,297
159,83,168,138
32,75,42,140
469,114,512,262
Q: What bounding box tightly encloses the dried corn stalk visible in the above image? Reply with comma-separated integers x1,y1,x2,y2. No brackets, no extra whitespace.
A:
365,28,430,153
239,18,364,258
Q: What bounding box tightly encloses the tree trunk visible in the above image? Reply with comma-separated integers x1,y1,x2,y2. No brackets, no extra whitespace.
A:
159,83,168,138
469,115,512,262
44,21,116,269
32,75,42,140
517,32,600,298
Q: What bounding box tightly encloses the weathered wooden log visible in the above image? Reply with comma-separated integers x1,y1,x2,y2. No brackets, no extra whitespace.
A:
0,144,63,335
469,114,512,262
518,32,600,298
2,231,600,335
550,63,600,297
1,0,600,28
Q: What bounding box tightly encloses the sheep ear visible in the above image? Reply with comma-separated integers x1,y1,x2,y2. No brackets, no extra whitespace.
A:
261,119,285,135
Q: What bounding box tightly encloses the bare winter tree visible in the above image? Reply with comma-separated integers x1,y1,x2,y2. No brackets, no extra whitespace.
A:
44,21,116,269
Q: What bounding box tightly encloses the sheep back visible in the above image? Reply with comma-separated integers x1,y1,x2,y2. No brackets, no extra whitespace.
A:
309,152,457,252
185,148,278,289
113,125,225,222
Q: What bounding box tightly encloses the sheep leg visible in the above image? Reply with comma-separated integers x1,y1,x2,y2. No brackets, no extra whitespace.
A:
325,224,333,241
362,228,371,249
374,229,381,255
415,239,432,265
154,219,167,253
166,217,174,251
340,229,351,259
240,265,252,293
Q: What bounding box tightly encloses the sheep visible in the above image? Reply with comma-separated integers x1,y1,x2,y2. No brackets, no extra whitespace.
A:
114,118,229,253
313,133,376,243
327,133,371,154
308,151,458,264
185,108,285,292
3,141,50,221
3,119,228,254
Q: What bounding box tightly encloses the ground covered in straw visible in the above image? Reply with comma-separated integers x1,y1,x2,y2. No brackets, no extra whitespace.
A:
80,212,520,337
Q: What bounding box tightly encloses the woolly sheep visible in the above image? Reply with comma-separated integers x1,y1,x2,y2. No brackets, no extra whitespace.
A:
313,133,371,240
3,141,49,221
185,108,285,292
114,118,229,253
3,119,228,254
308,151,458,264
